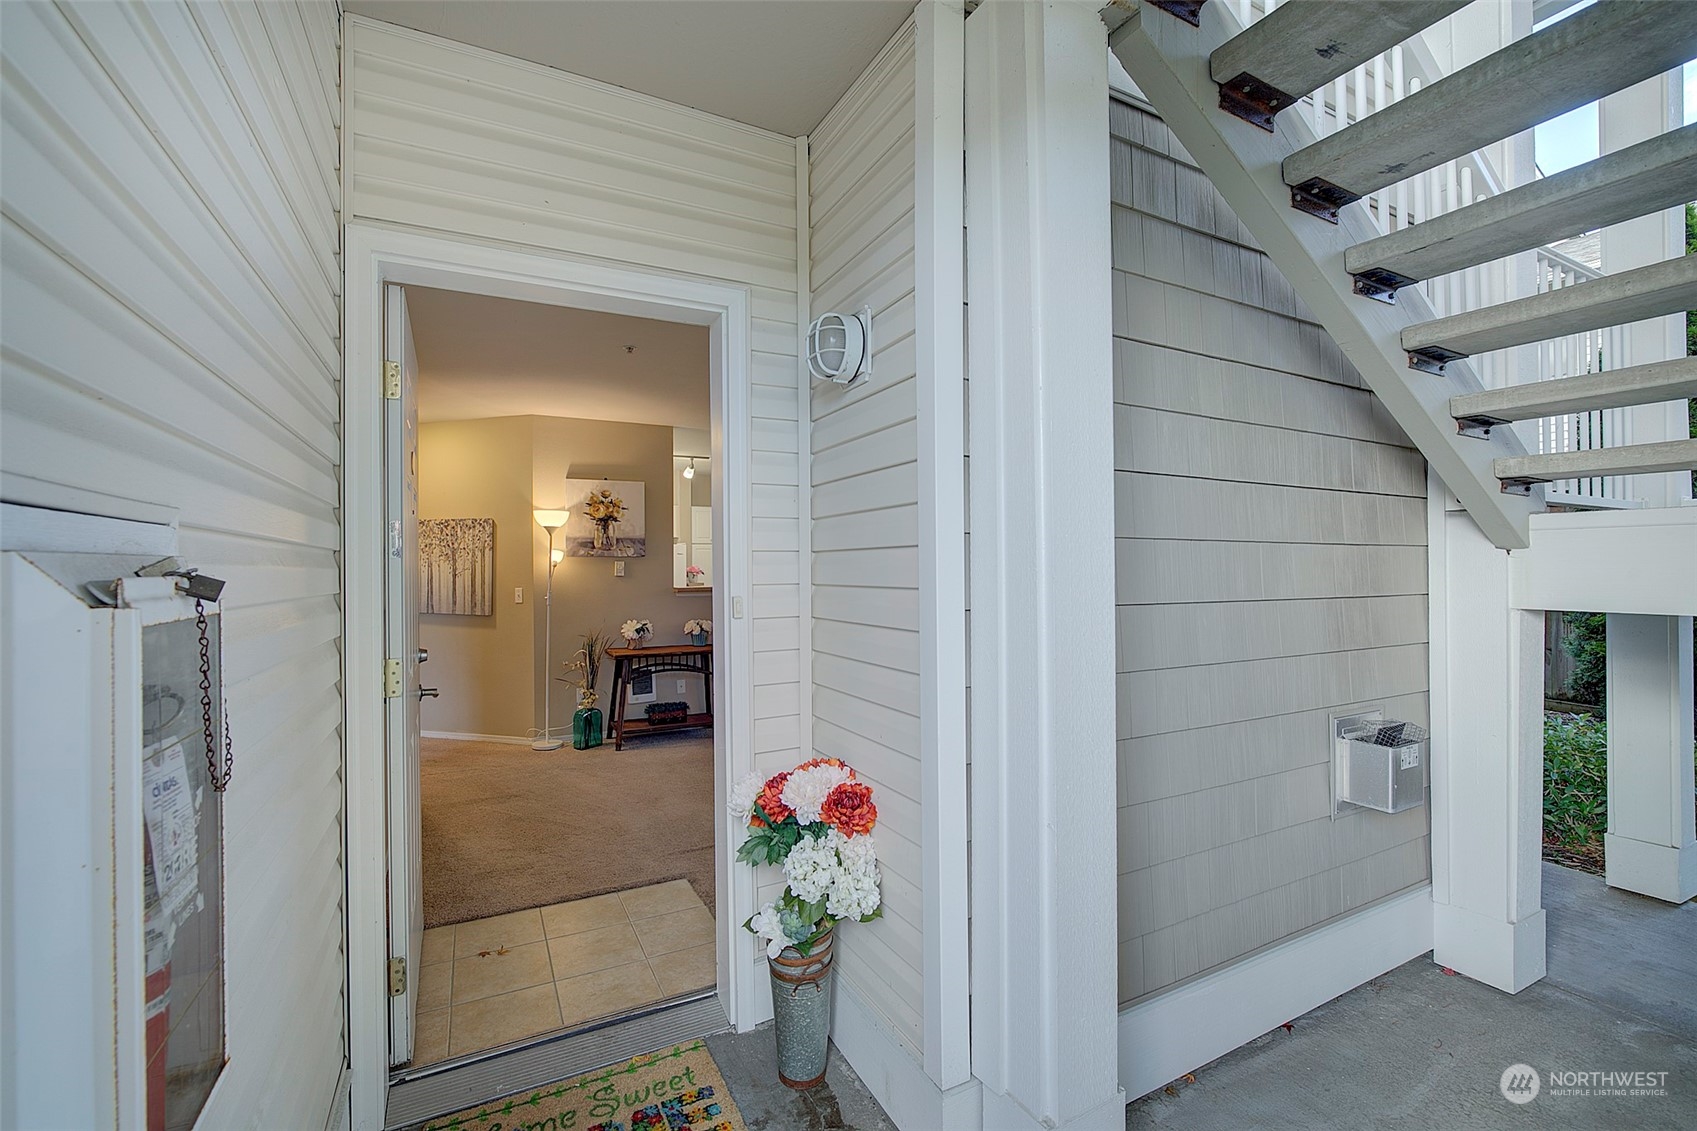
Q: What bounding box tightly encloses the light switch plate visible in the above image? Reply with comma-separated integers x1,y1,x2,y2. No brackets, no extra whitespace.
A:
614,561,626,577
514,587,524,604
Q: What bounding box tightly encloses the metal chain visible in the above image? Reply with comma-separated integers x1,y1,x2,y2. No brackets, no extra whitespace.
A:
195,598,234,792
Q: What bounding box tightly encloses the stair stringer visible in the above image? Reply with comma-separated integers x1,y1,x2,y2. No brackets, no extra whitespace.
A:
1104,0,1542,549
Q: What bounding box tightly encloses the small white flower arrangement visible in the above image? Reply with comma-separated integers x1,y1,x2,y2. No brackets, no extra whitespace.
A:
684,619,712,637
619,618,653,644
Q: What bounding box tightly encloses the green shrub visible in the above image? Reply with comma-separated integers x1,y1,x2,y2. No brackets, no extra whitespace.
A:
1561,612,1607,706
1543,712,1608,852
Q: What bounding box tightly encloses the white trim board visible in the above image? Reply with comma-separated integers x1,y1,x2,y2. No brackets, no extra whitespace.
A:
914,0,973,1089
1117,885,1435,1101
420,731,533,746
1509,507,1697,615
830,975,984,1131
342,223,758,1131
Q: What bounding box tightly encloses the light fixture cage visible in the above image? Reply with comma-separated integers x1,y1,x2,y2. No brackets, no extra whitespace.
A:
806,308,871,385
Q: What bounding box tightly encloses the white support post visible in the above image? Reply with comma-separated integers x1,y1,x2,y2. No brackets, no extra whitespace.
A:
1603,614,1697,903
1429,487,1547,993
965,3,1124,1129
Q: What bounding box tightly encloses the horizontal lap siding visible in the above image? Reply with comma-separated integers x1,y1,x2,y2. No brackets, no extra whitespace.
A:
807,21,926,1057
1110,99,1430,1006
0,2,344,1124
345,16,807,997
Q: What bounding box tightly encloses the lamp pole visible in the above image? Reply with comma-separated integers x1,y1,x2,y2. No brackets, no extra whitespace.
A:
533,510,570,751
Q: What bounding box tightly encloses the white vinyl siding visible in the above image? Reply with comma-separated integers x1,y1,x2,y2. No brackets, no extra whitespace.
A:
0,1,345,1125
346,16,806,983
1110,97,1431,1005
807,21,926,1056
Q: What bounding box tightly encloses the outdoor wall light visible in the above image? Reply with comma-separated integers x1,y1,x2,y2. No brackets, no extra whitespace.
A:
806,307,872,385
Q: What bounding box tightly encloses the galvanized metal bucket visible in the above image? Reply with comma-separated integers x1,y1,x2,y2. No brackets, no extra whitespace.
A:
768,927,834,1088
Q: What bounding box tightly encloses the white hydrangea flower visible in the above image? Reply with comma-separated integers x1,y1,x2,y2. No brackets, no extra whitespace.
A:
781,764,853,824
727,771,765,824
837,832,877,874
826,863,881,921
782,829,845,903
748,902,789,959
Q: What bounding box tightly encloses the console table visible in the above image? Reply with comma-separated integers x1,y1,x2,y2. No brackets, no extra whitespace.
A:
606,644,713,750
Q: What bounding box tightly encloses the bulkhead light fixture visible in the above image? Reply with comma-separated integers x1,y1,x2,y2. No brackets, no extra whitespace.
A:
806,307,872,385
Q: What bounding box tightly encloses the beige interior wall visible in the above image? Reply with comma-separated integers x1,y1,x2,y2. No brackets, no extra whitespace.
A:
532,417,713,728
419,414,713,737
418,417,538,737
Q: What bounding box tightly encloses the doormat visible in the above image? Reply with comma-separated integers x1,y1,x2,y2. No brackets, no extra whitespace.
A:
420,1040,745,1131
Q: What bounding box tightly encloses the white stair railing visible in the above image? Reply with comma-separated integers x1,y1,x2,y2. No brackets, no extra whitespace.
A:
1529,246,1637,506
1222,0,1642,508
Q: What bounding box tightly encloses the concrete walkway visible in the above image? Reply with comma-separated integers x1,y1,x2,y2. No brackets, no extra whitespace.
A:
707,1027,895,1131
1127,864,1696,1130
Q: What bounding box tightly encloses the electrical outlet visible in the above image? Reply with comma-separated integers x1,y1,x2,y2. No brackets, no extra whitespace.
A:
514,587,524,604
614,561,626,577
676,679,687,695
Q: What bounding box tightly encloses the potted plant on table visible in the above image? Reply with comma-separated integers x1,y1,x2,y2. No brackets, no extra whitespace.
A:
684,619,712,647
619,618,652,648
729,758,881,1089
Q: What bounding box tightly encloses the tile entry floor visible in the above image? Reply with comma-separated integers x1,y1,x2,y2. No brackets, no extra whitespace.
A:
412,879,715,1066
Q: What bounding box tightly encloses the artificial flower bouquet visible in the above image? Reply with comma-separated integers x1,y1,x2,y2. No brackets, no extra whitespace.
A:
619,618,653,645
730,758,882,959
684,618,713,637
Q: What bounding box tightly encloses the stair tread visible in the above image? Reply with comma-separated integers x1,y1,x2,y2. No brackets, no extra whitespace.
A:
1451,359,1697,425
1346,124,1697,288
1210,1,1467,121
1402,256,1697,361
1494,439,1697,483
1108,1,1539,549
1282,1,1697,204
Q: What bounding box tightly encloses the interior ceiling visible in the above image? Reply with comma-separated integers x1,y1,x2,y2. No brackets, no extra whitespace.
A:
343,0,918,136
405,287,710,429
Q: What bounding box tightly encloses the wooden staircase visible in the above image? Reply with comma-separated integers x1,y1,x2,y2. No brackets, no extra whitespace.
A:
1104,0,1697,548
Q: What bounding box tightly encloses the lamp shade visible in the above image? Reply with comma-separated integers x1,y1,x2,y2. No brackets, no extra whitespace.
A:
550,548,564,564
534,508,570,531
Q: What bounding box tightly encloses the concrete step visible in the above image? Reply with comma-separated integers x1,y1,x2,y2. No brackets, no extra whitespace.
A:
1450,359,1697,430
1346,124,1697,297
1495,439,1697,490
1282,0,1697,217
1210,1,1468,130
1402,255,1697,372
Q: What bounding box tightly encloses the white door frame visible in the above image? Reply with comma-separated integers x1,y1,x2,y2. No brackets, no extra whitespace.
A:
343,223,757,1131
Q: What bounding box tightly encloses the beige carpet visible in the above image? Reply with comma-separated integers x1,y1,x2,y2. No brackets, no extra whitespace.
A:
422,732,715,929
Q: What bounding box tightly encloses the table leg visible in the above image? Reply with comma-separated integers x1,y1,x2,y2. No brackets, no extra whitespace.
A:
611,656,627,751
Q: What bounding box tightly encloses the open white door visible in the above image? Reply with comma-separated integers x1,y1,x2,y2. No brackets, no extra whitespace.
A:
385,284,425,1065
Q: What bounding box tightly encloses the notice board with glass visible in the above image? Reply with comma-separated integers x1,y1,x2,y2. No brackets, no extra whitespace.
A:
140,608,226,1129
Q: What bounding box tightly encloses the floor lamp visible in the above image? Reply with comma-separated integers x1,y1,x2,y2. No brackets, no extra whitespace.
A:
533,509,570,751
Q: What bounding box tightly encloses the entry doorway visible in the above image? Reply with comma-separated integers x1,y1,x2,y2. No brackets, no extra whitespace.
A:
392,284,722,1069
343,226,761,1130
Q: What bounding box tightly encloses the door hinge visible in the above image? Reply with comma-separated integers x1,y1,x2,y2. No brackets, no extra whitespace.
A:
389,956,407,996
384,360,402,400
384,657,403,698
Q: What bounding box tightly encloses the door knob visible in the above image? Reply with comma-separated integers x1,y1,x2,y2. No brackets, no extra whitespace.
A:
416,647,430,664
418,686,440,700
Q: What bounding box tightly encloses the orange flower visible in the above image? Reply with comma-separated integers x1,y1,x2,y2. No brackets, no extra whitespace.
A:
795,756,856,778
755,772,793,823
820,781,877,837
